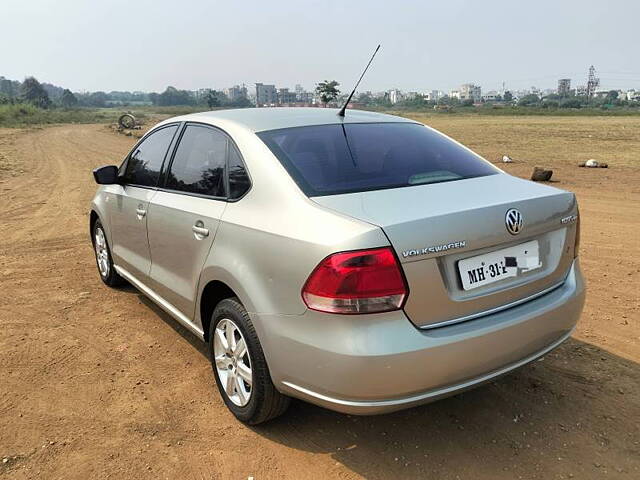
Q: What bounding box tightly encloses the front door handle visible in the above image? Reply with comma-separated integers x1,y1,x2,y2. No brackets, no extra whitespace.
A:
136,206,146,219
192,221,209,239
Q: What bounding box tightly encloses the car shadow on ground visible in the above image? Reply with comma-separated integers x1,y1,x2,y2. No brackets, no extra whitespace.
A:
254,339,640,478
130,290,640,478
115,287,210,357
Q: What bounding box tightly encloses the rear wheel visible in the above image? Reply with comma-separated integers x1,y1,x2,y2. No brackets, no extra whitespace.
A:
93,219,124,287
209,298,289,424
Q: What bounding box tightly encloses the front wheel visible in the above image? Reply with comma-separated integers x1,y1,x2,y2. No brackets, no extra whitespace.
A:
209,298,290,424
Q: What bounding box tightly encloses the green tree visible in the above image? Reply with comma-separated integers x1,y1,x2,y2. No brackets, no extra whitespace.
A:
604,90,619,105
60,89,78,108
503,91,513,102
87,91,108,107
356,92,373,104
517,94,540,106
20,77,51,109
559,98,582,109
158,86,195,106
397,94,427,108
228,96,252,108
206,90,221,108
0,77,20,98
315,80,340,106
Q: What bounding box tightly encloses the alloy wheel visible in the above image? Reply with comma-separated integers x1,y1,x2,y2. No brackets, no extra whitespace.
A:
213,318,253,407
94,227,110,278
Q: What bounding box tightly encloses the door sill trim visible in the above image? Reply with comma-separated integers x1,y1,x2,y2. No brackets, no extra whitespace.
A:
114,265,205,339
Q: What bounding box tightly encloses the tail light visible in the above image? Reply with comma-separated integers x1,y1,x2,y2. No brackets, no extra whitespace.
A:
302,247,408,314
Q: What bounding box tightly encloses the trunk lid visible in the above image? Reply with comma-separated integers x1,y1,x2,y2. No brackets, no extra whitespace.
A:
313,173,578,328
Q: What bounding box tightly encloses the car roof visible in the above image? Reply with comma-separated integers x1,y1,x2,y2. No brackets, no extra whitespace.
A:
167,107,416,133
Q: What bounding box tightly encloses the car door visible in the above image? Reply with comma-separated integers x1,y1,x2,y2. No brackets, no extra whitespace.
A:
108,124,179,281
146,123,233,319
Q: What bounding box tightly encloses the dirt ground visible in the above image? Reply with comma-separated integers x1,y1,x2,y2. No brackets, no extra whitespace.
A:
0,116,638,479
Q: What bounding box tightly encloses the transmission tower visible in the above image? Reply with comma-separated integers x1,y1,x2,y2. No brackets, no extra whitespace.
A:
586,65,600,99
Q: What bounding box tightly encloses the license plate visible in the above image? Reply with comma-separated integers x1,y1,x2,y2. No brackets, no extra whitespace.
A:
458,240,541,291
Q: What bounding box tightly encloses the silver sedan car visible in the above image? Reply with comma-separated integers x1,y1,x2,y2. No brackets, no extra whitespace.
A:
90,108,585,424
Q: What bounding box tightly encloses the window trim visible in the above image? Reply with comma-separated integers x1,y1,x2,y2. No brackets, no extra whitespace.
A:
157,121,253,203
117,122,181,190
226,137,253,202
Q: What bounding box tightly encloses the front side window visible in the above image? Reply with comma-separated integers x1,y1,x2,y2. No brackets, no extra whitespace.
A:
165,125,227,197
257,122,499,196
122,125,178,187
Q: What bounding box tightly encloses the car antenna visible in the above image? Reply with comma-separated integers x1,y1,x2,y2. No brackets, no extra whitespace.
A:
337,44,381,117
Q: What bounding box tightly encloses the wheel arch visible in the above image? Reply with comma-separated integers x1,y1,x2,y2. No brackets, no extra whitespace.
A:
199,279,243,342
89,205,112,247
89,210,100,244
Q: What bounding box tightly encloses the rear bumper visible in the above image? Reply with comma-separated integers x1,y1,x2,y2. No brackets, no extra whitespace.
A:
255,259,585,415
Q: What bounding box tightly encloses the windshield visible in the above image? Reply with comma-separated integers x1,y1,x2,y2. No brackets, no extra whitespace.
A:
257,122,498,196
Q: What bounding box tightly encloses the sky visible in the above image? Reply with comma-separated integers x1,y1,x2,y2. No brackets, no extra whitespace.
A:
2,0,639,94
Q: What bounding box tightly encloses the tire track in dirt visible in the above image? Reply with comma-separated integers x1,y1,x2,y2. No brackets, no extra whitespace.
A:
0,124,639,479
0,124,346,479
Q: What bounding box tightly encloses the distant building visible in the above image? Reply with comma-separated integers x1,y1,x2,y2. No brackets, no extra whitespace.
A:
482,90,500,102
575,85,587,97
449,89,460,99
627,89,640,101
512,89,536,100
459,83,482,102
296,91,315,103
388,89,403,104
255,83,277,106
557,78,571,96
425,90,444,101
224,84,248,102
277,88,297,104
592,88,610,99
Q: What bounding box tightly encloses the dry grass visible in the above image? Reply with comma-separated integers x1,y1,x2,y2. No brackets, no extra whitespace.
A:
399,114,640,169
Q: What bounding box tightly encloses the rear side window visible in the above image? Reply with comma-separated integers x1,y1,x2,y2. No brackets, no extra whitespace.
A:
257,123,498,196
165,125,227,197
228,145,251,199
122,125,178,187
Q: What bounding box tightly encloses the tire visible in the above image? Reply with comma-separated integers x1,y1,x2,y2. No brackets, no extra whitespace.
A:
92,219,125,287
209,298,290,424
118,113,136,129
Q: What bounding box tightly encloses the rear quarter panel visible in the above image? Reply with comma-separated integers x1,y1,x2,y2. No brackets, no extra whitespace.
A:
194,126,389,330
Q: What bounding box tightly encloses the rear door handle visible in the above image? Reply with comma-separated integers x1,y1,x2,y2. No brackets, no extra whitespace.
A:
136,207,146,219
192,221,209,238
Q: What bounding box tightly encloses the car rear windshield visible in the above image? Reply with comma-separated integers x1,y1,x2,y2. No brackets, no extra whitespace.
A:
257,122,498,196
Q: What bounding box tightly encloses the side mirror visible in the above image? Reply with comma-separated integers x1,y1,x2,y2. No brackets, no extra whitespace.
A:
93,165,119,185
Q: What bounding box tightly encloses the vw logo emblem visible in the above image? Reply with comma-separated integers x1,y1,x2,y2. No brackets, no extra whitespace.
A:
505,209,523,235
